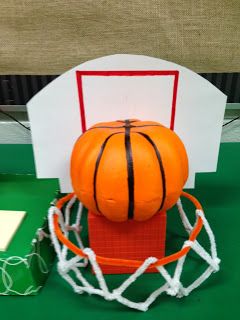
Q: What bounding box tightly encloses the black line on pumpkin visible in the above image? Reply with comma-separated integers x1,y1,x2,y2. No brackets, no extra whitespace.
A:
93,132,122,213
136,132,166,212
126,119,138,123
88,125,125,130
87,124,163,131
125,120,135,219
132,124,163,129
117,119,138,123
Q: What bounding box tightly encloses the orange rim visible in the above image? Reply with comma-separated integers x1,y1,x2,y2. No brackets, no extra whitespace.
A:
53,191,203,269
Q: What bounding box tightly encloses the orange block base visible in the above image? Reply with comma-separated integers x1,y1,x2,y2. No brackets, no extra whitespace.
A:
88,211,166,274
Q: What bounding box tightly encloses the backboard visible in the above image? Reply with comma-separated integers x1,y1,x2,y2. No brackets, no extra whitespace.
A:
27,54,227,192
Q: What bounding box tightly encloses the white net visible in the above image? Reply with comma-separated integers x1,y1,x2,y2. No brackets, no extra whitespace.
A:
0,229,50,295
48,195,220,312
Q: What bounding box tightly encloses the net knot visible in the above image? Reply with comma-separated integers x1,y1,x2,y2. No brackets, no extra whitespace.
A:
65,224,82,233
212,258,221,272
57,261,69,275
167,279,182,296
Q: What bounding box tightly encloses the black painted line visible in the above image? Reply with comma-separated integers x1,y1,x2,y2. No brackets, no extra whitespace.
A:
132,124,163,129
136,132,166,211
87,124,163,131
124,120,134,219
88,125,125,130
93,132,122,213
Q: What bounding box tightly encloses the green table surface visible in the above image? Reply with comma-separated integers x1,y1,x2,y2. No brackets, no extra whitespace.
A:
0,143,240,319
0,174,58,258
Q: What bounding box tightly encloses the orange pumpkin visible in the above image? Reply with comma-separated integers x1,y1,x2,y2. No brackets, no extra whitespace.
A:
71,120,188,222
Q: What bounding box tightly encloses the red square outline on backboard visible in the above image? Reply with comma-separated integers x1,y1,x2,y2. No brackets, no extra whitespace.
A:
76,70,179,132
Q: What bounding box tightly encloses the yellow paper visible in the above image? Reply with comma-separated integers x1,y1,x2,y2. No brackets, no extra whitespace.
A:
0,210,26,251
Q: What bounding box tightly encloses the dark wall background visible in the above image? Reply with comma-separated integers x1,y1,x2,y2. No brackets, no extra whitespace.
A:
0,73,239,106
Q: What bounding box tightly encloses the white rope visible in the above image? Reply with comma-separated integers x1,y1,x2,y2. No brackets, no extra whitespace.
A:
48,196,220,311
0,200,71,296
112,257,158,298
0,238,50,295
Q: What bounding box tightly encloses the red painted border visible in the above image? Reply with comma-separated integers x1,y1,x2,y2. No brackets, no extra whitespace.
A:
76,72,87,132
76,70,179,132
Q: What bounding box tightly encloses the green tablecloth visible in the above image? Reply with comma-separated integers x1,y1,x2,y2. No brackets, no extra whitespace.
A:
0,143,240,319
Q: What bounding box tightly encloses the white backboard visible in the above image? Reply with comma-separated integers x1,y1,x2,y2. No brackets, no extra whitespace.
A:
27,54,227,192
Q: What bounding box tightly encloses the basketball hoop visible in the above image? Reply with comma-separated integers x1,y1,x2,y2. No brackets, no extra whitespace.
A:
48,191,220,311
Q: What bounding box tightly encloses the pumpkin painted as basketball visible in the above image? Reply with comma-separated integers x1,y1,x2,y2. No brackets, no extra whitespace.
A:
71,120,188,222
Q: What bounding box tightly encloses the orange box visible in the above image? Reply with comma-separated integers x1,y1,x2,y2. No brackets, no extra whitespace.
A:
88,211,166,274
